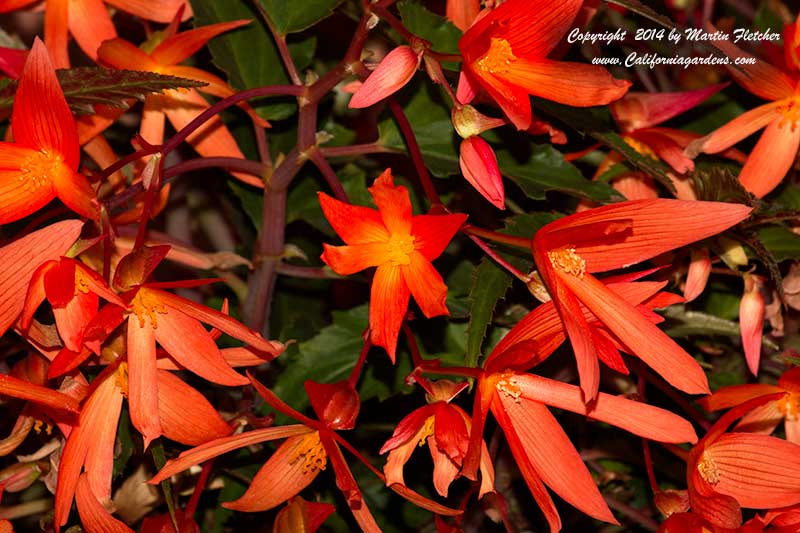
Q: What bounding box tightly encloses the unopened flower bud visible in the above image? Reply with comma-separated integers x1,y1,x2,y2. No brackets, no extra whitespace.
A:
349,46,421,109
718,237,748,269
459,136,504,209
740,274,765,376
451,104,505,139
0,461,42,493
305,380,360,430
684,248,711,302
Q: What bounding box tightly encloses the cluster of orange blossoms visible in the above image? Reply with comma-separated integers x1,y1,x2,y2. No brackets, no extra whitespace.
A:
1,0,800,532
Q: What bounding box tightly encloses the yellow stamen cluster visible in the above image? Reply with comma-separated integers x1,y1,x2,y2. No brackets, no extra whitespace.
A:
496,373,522,403
19,149,60,193
777,96,800,131
548,247,586,278
385,234,416,266
476,38,516,75
131,289,167,329
623,136,657,160
778,393,799,421
696,452,720,485
33,419,53,435
418,416,435,447
289,432,328,474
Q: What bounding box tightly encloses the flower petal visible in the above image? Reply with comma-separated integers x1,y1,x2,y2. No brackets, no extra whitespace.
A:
0,374,79,412
104,0,192,23
738,115,800,199
157,370,232,446
76,473,133,533
349,46,420,109
151,21,251,66
698,384,784,412
403,252,450,318
53,170,99,220
429,439,460,498
44,0,69,69
411,213,467,261
321,243,387,275
318,192,388,245
369,169,412,235
127,315,162,449
685,102,780,156
611,84,727,132
66,0,117,61
460,136,505,209
370,264,410,363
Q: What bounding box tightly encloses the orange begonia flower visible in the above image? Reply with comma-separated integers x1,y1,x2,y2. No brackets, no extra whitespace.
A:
319,169,467,362
685,395,800,529
532,199,752,400
686,20,800,198
699,366,800,444
457,0,630,130
0,39,98,224
381,379,494,499
150,377,460,532
96,17,267,188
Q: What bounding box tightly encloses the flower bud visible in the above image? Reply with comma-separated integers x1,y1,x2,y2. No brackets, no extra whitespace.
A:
740,274,765,376
451,104,504,139
0,461,42,493
349,46,421,109
305,380,360,430
683,248,711,302
459,136,504,209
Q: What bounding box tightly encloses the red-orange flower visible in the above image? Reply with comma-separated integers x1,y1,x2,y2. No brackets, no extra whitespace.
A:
532,199,752,400
0,39,98,224
457,0,630,130
319,169,467,362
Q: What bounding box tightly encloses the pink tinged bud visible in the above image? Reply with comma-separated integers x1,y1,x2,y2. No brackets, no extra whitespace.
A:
451,105,505,139
740,274,766,376
0,461,42,493
349,46,421,108
459,136,504,209
684,248,711,302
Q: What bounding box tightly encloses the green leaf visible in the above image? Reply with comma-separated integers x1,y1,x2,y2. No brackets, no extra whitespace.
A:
755,226,800,263
662,307,779,350
692,166,754,206
591,131,677,194
271,305,390,418
397,1,461,55
192,0,316,120
258,0,342,34
465,258,512,367
0,68,204,115
737,231,785,304
500,212,561,238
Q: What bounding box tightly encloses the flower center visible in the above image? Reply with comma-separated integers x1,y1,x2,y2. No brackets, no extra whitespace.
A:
696,451,720,485
547,247,586,278
418,416,435,447
131,289,167,328
385,234,416,266
289,431,328,474
778,392,799,421
495,373,522,403
476,38,517,75
20,149,62,193
33,419,53,435
777,96,800,130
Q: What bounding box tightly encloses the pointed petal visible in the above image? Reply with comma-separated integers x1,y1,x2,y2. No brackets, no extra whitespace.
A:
684,248,711,302
429,439,460,498
735,401,783,435
321,243,387,275
0,168,55,225
151,21,251,66
43,0,69,69
706,433,800,508
537,199,752,273
154,308,248,387
411,213,467,261
383,421,428,487
740,275,765,375
53,291,98,352
460,136,505,209
686,102,780,156
96,38,158,70
611,84,728,132
322,434,381,533
349,46,420,109
698,384,784,412
318,192,389,245
83,376,123,505
157,370,232,446
224,434,322,512
433,403,469,462
0,374,79,412
150,425,312,484
53,170,99,220
19,259,54,331
370,264,410,363
514,373,697,443
632,129,694,174
139,95,167,146
705,21,795,101
66,0,117,61
403,252,450,318
738,115,800,198
469,70,533,130
127,315,162,449
76,474,134,533
369,169,413,235
563,272,710,394
13,38,79,167
455,69,480,105
380,406,435,454
446,0,480,31
154,289,283,355
0,219,82,337
104,0,192,23
498,58,630,108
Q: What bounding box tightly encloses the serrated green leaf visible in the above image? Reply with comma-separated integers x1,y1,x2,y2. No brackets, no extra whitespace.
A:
397,1,461,55
591,131,677,194
259,0,342,34
500,212,561,238
192,0,316,120
465,258,512,368
737,231,785,304
663,307,779,350
0,68,204,115
756,226,800,262
692,166,754,205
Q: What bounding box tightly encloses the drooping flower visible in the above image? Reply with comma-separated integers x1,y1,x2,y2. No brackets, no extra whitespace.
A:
452,104,507,209
381,378,494,498
699,366,800,444
96,15,268,188
685,20,800,198
349,45,422,109
740,274,766,376
532,199,752,400
150,376,460,531
0,39,98,224
457,0,631,130
319,169,467,362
